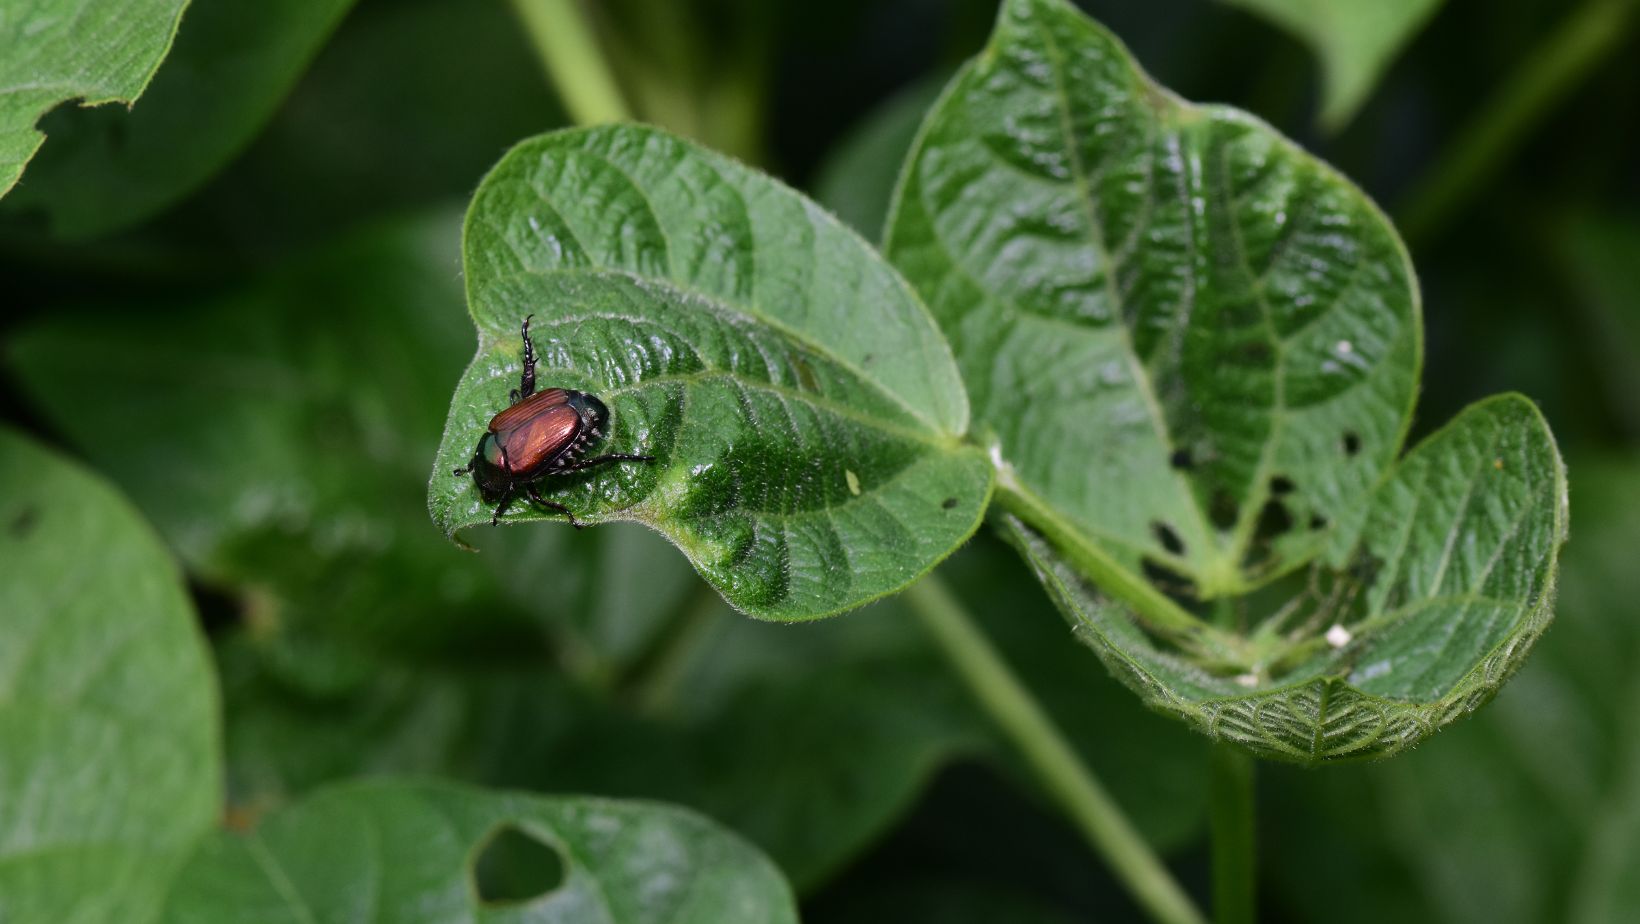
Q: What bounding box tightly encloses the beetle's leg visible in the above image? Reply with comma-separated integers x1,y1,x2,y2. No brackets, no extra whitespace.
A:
452,464,469,476
490,488,514,526
562,452,655,473
526,484,583,529
518,313,537,398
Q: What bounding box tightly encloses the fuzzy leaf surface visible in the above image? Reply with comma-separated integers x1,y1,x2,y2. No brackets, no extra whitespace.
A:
432,125,992,619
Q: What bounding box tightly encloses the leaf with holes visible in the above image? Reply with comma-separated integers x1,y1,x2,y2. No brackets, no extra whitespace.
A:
887,0,1566,761
0,0,190,198
0,428,220,921
158,779,798,923
1219,0,1444,130
2,0,353,238
430,125,993,620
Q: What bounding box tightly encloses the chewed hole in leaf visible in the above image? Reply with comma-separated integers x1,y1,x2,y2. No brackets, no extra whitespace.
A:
1308,513,1329,531
472,824,565,906
1269,475,1295,496
1169,448,1195,470
1142,556,1199,603
1151,520,1185,556
1209,489,1239,531
1342,431,1362,456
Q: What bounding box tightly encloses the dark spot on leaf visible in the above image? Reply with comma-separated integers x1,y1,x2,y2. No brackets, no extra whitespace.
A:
1309,513,1329,530
191,580,244,638
473,824,564,906
1169,448,1194,470
1342,431,1361,456
1255,499,1293,540
1269,475,1295,495
1236,340,1273,365
791,354,819,392
1151,520,1185,556
1142,557,1199,602
941,497,958,510
1209,489,1238,531
8,506,38,538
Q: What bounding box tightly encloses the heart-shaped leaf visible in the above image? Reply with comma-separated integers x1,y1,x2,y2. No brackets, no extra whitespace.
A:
2,0,353,238
431,125,993,619
0,0,189,197
887,0,1566,760
1219,0,1444,130
158,780,798,924
0,428,220,922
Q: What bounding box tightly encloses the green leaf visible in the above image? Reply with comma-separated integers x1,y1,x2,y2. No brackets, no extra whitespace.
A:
0,0,189,198
1004,396,1566,761
1218,0,1444,130
0,427,220,922
2,0,354,238
1266,455,1640,922
159,779,798,923
432,124,994,619
887,0,1566,759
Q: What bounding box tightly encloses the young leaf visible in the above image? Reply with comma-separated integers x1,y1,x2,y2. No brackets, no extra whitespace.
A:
888,0,1566,760
1004,396,1566,761
432,125,994,620
2,0,353,238
0,428,220,922
158,780,799,924
0,0,189,198
1219,0,1444,130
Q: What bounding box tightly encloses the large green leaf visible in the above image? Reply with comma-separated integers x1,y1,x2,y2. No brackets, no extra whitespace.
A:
2,0,354,238
1266,455,1640,922
0,0,189,197
887,0,1566,760
1218,0,1444,129
159,780,798,924
0,428,220,922
1005,395,1565,761
432,124,993,619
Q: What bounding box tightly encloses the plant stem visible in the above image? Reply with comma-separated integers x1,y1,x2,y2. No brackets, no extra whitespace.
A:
1210,744,1256,924
507,0,632,125
903,575,1207,924
1397,0,1636,245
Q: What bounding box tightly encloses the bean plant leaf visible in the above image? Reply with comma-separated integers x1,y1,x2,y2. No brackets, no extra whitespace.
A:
431,124,993,620
158,780,799,924
1218,0,1444,130
1004,395,1566,761
887,0,1567,760
0,428,220,922
2,0,354,238
0,0,189,198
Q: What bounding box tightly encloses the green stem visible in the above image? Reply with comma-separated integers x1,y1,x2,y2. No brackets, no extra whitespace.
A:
994,484,1248,665
1210,744,1256,924
904,576,1208,924
507,0,632,125
1397,0,1636,245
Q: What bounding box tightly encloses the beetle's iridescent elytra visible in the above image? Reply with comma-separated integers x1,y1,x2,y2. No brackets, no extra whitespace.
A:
453,316,652,527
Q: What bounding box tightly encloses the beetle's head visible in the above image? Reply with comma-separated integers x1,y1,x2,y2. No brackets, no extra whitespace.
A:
468,433,512,502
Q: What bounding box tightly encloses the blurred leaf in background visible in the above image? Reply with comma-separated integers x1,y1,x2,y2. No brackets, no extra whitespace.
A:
1,0,353,239
0,429,219,923
1218,0,1444,130
0,0,188,197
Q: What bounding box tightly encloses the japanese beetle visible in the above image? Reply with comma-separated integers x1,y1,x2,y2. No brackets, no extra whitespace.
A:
453,315,653,527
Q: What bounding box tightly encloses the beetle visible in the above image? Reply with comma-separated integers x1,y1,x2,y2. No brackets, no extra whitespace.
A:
453,315,653,527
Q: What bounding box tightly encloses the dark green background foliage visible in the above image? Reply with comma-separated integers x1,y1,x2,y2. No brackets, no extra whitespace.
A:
2,0,1638,921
